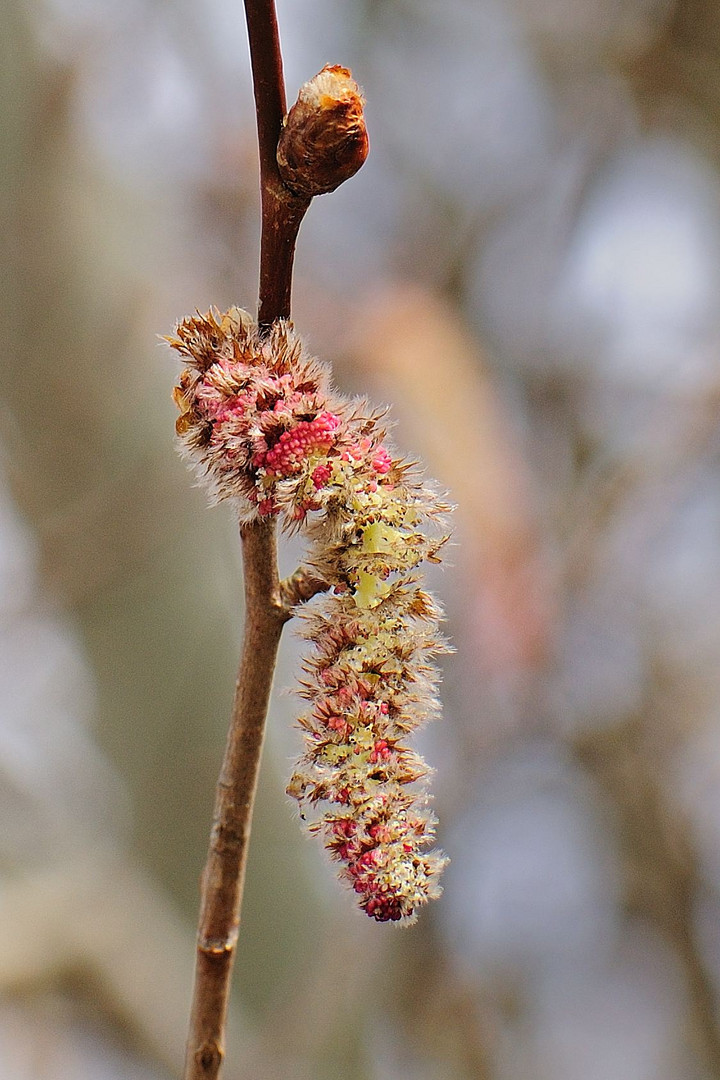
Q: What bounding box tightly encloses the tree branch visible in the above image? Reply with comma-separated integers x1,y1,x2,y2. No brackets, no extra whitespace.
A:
279,566,330,617
183,2,303,1075
185,519,287,1080
243,0,311,328
183,4,367,1076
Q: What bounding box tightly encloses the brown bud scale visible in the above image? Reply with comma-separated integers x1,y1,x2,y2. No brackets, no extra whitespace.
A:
277,65,369,198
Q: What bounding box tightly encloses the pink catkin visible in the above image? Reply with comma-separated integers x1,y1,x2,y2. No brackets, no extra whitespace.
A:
168,307,449,924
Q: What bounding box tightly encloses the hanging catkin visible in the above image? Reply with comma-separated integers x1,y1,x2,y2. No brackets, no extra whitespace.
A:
167,307,450,922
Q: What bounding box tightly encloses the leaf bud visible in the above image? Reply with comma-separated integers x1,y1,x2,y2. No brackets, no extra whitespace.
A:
277,65,369,198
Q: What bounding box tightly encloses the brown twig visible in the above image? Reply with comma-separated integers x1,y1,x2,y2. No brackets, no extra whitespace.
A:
184,521,286,1080
243,0,312,328
279,566,330,614
573,712,720,1077
183,3,367,1078
183,4,305,1076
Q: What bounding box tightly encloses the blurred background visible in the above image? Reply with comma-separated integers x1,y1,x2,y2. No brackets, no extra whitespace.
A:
4,0,720,1076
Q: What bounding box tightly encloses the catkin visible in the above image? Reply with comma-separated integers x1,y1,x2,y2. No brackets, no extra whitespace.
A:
167,307,450,922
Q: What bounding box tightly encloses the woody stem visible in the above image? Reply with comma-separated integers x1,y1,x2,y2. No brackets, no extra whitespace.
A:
182,1,311,1077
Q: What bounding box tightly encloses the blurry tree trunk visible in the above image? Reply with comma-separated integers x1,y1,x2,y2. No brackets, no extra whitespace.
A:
574,713,720,1077
622,0,720,164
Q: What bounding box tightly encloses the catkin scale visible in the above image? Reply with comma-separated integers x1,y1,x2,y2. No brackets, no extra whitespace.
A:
167,307,450,923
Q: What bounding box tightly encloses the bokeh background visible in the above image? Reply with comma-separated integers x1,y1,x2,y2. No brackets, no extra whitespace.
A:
4,0,720,1076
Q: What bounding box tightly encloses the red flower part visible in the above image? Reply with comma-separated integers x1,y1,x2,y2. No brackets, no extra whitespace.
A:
311,463,333,489
332,819,356,838
369,739,392,763
363,895,403,922
371,446,393,474
259,411,341,477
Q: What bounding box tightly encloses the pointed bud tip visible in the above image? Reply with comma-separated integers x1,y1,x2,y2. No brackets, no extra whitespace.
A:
277,64,369,198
